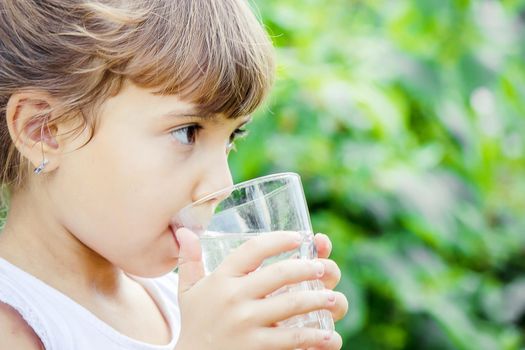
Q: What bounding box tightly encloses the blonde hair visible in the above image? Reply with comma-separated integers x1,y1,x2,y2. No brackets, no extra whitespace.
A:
0,0,275,193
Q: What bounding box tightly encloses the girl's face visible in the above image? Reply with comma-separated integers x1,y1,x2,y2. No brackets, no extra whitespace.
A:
48,82,250,277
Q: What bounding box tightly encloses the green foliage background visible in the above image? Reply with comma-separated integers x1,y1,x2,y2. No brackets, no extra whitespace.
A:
230,0,525,349
0,1,524,349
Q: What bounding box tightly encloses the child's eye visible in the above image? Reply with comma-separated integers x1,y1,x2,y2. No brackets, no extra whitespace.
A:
170,125,202,146
226,128,249,152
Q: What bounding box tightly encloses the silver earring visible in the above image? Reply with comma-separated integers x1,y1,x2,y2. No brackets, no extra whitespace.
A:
33,159,49,175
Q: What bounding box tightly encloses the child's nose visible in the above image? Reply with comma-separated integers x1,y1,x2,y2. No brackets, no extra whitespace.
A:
192,153,234,204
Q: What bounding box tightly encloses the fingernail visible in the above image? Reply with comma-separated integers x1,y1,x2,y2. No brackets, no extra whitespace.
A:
326,235,332,251
314,261,325,277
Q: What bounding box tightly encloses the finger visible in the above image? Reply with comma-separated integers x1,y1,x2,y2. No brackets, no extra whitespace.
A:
254,290,337,325
218,231,302,276
176,228,205,293
256,328,342,350
314,233,332,259
317,259,341,290
244,258,326,298
325,291,348,322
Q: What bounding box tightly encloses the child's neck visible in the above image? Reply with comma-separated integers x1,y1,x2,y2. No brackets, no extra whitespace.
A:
0,188,126,299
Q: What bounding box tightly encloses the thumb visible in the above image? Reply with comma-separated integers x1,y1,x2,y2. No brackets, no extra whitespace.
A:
176,227,205,294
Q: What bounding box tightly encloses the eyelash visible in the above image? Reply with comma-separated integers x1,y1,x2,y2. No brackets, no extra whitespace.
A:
170,124,249,151
227,128,249,152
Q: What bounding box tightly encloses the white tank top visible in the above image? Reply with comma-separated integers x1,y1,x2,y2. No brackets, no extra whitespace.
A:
0,257,181,350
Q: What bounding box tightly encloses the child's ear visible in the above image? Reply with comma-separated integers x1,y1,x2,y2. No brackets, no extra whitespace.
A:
5,91,62,173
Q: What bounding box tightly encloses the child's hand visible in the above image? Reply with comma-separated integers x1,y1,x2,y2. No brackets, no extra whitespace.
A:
314,233,349,322
175,228,344,350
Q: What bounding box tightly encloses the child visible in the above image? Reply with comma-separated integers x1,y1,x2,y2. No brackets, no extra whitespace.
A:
0,0,348,349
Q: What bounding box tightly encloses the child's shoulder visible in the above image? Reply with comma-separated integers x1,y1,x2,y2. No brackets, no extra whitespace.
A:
0,257,62,348
0,258,52,349
0,301,44,350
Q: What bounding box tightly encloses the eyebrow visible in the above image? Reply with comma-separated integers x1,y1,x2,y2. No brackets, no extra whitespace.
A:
160,110,210,119
161,109,253,125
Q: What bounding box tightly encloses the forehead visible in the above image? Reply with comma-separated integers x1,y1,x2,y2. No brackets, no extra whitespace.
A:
102,82,250,126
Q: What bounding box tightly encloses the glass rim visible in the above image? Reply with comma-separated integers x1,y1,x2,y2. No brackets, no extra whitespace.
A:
182,172,301,210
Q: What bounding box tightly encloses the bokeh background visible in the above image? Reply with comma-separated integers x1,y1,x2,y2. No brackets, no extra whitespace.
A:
231,0,525,349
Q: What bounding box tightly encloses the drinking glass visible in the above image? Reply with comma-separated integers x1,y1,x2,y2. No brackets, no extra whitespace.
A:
174,172,334,330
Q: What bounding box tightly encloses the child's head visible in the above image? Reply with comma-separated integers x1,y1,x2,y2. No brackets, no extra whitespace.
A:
0,0,274,276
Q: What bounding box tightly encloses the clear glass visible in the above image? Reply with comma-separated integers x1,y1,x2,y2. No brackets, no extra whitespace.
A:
175,172,334,331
